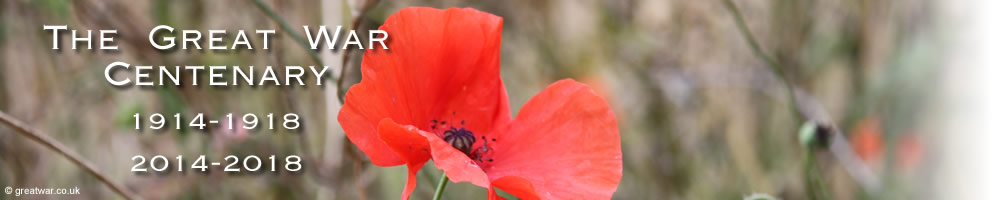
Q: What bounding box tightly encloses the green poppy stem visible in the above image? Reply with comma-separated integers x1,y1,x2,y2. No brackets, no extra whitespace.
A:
433,173,450,200
720,0,801,124
803,150,831,200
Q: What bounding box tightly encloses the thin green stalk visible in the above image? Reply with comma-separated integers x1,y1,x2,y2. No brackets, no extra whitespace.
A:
721,0,831,199
813,154,832,199
433,174,450,200
250,0,324,67
803,151,831,200
721,0,801,123
803,152,818,199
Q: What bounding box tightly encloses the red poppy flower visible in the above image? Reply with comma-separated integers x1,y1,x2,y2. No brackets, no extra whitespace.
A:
339,7,622,200
850,116,884,163
849,116,924,171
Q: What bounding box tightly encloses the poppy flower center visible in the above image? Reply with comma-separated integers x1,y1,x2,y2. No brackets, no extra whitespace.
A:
443,127,476,154
429,116,496,164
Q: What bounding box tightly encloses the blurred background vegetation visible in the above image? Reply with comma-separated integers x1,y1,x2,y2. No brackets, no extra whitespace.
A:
0,0,943,199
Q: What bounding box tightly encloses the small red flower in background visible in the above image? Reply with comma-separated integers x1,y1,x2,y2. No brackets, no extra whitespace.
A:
849,115,924,171
851,116,884,163
338,7,622,200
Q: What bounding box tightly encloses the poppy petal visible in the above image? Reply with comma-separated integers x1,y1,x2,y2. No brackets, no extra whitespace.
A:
376,119,432,200
485,79,622,199
490,176,540,200
340,97,404,166
376,116,492,190
339,7,510,166
415,129,492,187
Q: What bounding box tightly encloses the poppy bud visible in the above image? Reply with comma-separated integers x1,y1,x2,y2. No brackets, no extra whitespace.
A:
799,121,831,149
